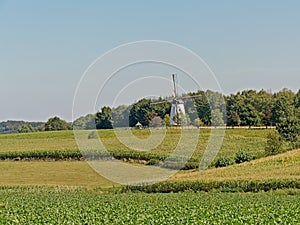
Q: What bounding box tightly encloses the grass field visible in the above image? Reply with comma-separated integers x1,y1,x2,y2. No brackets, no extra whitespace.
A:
172,149,300,182
0,161,114,188
0,149,299,188
0,128,271,162
0,128,298,188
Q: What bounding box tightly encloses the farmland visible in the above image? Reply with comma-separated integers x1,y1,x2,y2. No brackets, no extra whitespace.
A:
0,187,299,224
0,128,271,162
0,128,299,223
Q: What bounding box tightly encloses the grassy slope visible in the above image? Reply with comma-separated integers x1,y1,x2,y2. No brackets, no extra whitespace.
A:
0,129,298,188
171,149,300,182
0,149,298,188
0,128,270,160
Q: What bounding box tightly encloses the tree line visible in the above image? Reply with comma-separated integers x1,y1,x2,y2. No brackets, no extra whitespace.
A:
80,88,299,129
1,88,299,135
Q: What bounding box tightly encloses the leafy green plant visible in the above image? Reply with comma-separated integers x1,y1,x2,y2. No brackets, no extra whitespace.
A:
215,156,234,168
235,150,255,164
0,187,299,224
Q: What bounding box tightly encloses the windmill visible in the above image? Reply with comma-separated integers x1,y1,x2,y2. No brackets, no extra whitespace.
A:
151,74,201,126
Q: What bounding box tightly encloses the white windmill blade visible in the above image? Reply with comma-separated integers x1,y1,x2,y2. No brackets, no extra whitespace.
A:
180,94,203,100
150,100,170,105
172,74,177,98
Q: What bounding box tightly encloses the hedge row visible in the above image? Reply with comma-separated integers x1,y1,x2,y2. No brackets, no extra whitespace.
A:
0,150,200,170
122,180,300,193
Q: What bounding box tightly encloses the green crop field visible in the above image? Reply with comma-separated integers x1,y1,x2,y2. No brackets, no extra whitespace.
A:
0,187,299,224
0,129,299,224
0,128,272,162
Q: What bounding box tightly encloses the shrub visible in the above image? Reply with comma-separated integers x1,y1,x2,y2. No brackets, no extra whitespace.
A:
146,159,160,166
235,150,255,164
215,157,234,168
265,130,283,156
88,131,98,139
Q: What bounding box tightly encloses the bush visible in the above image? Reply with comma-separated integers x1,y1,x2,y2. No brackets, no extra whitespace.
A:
265,130,283,156
235,150,255,164
215,157,234,168
146,159,160,166
88,131,98,139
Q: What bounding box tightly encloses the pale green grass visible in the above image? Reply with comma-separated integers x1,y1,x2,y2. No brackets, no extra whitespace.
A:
171,149,300,182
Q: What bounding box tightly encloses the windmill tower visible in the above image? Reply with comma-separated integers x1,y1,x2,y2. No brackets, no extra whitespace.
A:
170,74,186,125
151,74,200,126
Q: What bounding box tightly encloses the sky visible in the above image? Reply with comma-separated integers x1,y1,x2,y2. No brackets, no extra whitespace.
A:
1,0,300,122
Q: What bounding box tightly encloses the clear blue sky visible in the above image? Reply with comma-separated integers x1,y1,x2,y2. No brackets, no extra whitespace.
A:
1,0,300,121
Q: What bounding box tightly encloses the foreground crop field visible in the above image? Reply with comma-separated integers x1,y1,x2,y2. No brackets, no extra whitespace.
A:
0,187,299,224
0,129,299,224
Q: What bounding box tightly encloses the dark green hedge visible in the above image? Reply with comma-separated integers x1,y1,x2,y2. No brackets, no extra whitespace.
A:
122,180,300,193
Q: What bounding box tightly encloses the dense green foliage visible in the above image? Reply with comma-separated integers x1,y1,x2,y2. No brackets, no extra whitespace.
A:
95,106,113,129
234,150,255,164
215,156,234,168
1,88,300,133
108,88,300,129
73,114,96,130
45,116,72,131
0,121,44,134
276,116,300,143
265,130,283,156
0,187,299,224
123,180,300,193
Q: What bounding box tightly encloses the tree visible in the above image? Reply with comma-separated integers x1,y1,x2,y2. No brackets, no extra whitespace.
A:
73,114,96,130
261,107,272,128
163,114,171,127
129,99,153,127
151,99,171,119
112,105,130,127
227,110,241,128
193,91,211,126
295,89,300,107
226,93,243,127
45,116,72,131
271,88,295,125
240,104,260,128
192,118,203,128
276,116,300,143
18,125,34,133
295,89,300,120
149,116,164,127
211,109,225,126
256,89,274,127
95,106,113,129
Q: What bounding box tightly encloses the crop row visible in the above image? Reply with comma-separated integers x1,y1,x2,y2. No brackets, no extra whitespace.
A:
0,150,202,169
0,187,299,224
122,179,300,193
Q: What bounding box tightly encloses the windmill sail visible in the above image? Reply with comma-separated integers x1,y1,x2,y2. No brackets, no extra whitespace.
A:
150,74,202,126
